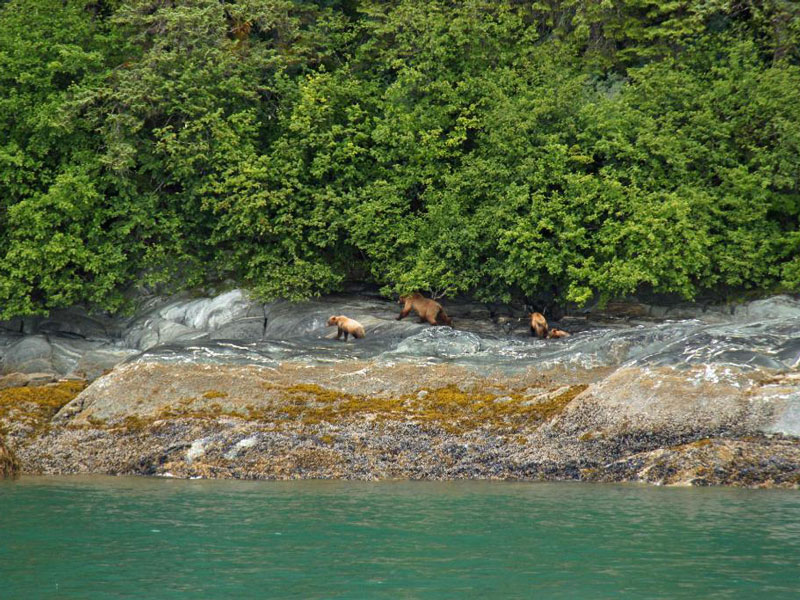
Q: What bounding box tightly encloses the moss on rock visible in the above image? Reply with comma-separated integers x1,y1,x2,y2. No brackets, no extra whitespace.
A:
0,436,20,478
0,381,86,437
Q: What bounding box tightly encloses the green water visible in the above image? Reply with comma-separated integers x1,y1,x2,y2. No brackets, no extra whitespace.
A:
0,477,798,599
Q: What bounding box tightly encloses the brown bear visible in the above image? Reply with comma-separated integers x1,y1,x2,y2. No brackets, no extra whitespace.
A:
397,293,453,327
529,312,549,339
327,316,366,341
547,328,570,339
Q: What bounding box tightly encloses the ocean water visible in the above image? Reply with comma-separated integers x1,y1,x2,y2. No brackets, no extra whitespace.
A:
0,477,798,599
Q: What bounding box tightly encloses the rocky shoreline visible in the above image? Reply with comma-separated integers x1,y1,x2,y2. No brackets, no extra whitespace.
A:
1,360,797,487
2,291,799,487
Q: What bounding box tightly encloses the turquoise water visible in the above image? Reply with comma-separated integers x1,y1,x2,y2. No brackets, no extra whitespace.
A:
1,477,798,599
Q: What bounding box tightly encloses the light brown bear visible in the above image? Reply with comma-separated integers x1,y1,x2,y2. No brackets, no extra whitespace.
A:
547,328,570,339
397,293,453,327
327,316,365,341
529,312,548,339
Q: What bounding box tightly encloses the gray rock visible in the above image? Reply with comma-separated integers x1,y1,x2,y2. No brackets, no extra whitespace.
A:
551,365,790,439
122,289,265,350
0,318,25,335
124,318,208,350
24,372,58,386
0,373,32,390
732,295,800,321
392,328,482,358
186,438,209,463
224,435,260,459
448,302,492,320
72,348,139,380
3,290,800,389
2,336,54,374
34,308,111,339
158,290,256,331
209,317,266,341
49,337,106,375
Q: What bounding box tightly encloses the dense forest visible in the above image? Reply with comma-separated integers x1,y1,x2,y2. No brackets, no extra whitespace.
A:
1,0,798,317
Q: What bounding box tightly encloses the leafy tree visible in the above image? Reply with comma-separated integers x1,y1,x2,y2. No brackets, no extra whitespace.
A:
0,0,123,316
0,0,798,317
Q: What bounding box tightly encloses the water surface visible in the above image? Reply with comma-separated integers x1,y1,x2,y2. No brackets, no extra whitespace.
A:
1,477,798,599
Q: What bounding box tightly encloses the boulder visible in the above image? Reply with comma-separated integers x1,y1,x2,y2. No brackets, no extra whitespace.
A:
0,372,32,390
157,289,258,331
550,365,799,440
1,336,54,374
0,372,56,389
123,318,208,350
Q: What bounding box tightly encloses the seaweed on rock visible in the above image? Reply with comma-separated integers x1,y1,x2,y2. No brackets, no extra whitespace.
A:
0,436,20,478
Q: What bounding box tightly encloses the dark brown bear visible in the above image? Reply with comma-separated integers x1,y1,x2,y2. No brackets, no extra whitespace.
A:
529,312,548,339
397,293,453,327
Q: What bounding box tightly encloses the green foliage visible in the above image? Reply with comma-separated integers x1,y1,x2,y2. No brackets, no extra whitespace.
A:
571,38,800,301
0,0,798,317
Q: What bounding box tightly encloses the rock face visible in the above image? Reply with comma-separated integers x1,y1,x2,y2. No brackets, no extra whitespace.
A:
0,288,597,379
1,291,799,487
0,436,20,478
2,360,794,487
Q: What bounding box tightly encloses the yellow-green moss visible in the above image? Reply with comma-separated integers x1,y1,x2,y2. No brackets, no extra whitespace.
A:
286,383,350,404
671,438,714,451
119,415,150,431
0,381,86,435
690,438,713,448
265,382,586,433
82,382,587,436
203,390,228,400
